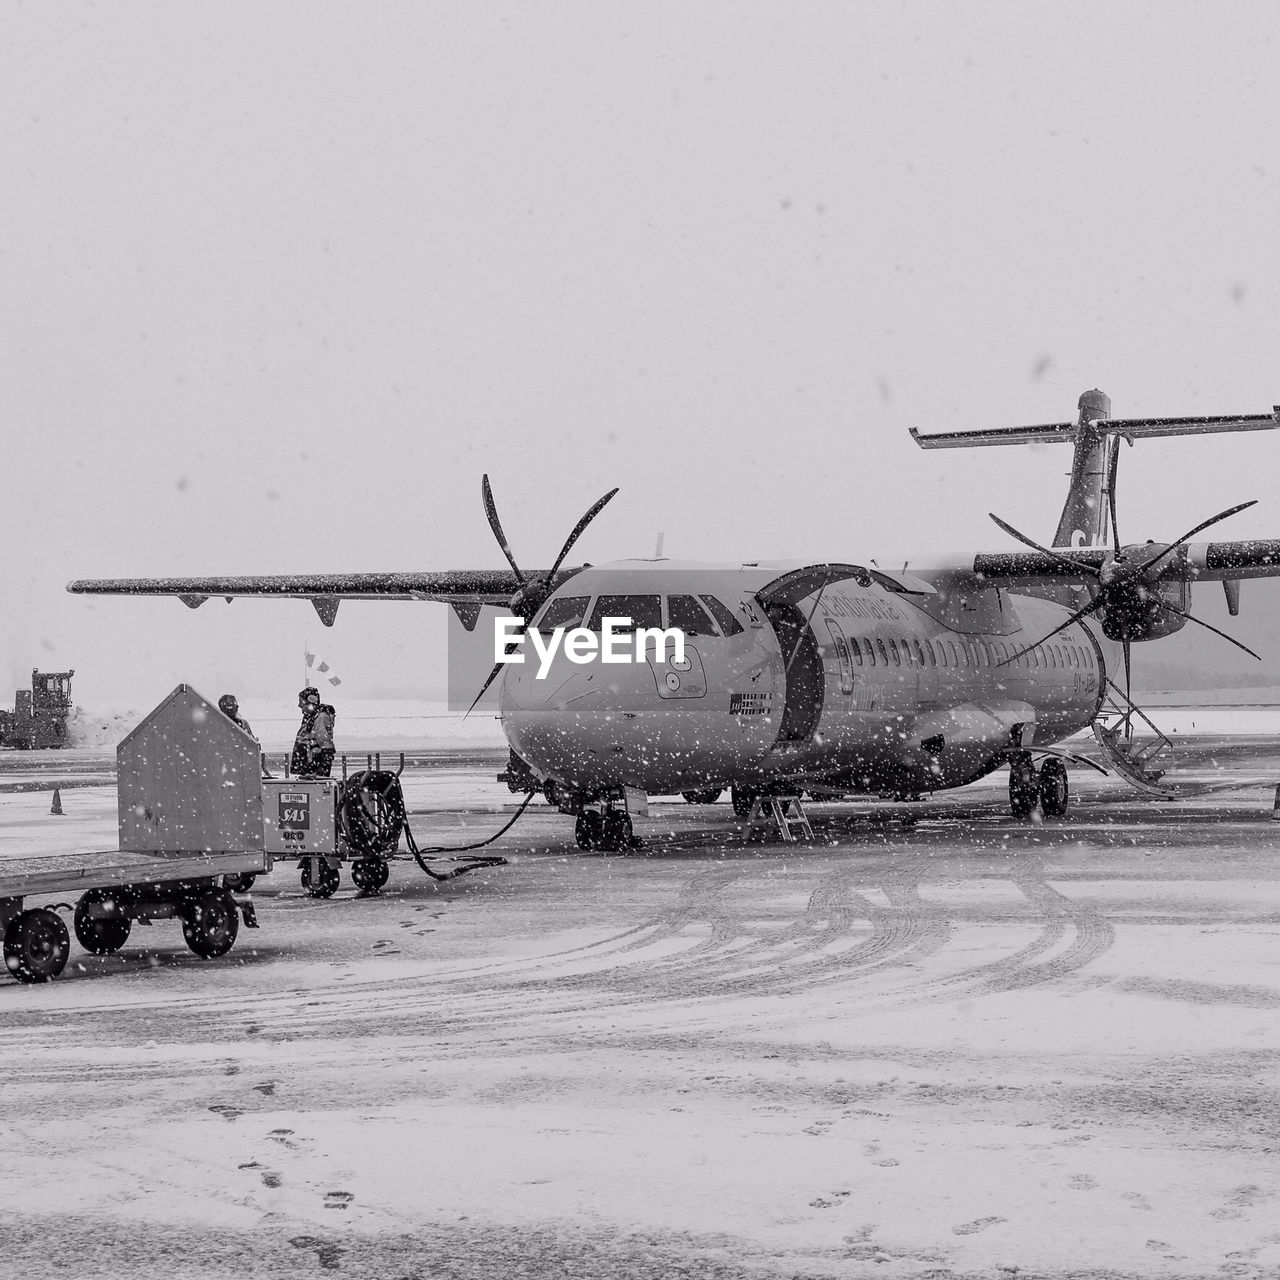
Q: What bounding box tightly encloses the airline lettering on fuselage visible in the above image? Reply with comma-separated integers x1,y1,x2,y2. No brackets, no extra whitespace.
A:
729,692,773,716
820,591,905,623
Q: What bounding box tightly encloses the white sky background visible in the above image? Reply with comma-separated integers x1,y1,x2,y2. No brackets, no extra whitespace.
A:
3,1,1279,707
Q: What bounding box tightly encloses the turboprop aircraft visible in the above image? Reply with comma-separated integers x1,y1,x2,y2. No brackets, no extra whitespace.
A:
68,389,1280,851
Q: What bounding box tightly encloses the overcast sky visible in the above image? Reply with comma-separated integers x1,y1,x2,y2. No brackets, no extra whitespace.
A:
3,2,1279,708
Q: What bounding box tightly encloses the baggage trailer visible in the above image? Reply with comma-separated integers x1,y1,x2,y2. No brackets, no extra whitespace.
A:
1,848,267,983
0,683,276,984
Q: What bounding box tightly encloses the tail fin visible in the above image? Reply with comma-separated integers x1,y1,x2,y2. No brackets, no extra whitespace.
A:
910,390,1279,548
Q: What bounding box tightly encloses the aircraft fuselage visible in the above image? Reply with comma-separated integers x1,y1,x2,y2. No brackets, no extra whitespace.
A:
499,562,1106,800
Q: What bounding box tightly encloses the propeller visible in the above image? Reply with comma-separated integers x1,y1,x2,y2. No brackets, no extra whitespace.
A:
466,475,619,715
991,490,1260,702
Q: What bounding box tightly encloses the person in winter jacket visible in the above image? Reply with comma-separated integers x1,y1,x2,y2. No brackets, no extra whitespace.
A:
217,693,255,739
292,686,336,777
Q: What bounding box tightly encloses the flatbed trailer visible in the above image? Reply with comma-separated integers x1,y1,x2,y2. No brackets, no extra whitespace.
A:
1,848,268,983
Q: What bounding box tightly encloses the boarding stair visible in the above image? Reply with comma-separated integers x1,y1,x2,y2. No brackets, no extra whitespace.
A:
744,795,815,843
1090,678,1176,797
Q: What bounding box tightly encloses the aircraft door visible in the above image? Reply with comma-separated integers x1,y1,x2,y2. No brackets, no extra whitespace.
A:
763,602,824,743
755,564,870,746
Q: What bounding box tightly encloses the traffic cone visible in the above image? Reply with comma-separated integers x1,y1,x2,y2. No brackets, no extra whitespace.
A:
50,787,64,815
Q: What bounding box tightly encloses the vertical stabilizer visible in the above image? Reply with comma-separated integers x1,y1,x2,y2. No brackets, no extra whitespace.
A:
1052,389,1112,548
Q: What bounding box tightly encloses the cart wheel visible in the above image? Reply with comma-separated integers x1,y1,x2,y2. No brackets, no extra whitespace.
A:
223,873,257,893
4,908,71,983
182,889,240,958
350,858,384,895
373,859,390,889
301,859,340,899
73,889,133,955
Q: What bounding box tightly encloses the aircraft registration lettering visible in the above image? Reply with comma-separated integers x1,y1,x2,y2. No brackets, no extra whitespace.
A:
730,692,773,716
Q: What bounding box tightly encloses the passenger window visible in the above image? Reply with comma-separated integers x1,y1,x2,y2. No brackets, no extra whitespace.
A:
586,594,662,632
699,595,745,636
667,595,716,637
862,638,876,666
875,638,889,666
888,638,900,666
534,596,590,633
851,639,863,666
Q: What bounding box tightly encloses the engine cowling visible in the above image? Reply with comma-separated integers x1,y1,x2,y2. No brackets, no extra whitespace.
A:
1098,544,1188,642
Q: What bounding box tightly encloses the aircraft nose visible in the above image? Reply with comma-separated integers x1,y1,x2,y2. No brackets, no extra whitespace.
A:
498,650,626,785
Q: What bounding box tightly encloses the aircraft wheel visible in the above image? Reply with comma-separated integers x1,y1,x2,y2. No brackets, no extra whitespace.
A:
574,810,604,851
1039,758,1069,817
600,809,633,852
223,872,257,893
182,889,239,958
682,788,723,805
731,786,756,818
300,859,340,898
4,908,71,983
73,889,133,955
1009,756,1040,818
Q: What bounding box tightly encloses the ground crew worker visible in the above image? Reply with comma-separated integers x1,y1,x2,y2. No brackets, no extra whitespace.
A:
292,686,335,777
217,693,254,738
219,692,275,776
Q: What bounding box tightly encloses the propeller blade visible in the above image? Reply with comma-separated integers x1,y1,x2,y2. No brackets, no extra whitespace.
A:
481,474,526,586
998,595,1106,666
1156,601,1262,661
547,487,620,580
988,514,1101,576
1106,438,1121,555
1138,500,1258,575
465,660,506,719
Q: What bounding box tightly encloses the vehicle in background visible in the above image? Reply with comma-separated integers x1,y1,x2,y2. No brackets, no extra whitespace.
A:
0,668,75,749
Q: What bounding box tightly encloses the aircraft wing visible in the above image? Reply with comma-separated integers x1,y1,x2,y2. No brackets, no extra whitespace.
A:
969,540,1280,585
64,569,573,629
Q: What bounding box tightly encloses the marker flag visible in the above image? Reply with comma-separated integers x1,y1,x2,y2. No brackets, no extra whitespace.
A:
304,646,343,687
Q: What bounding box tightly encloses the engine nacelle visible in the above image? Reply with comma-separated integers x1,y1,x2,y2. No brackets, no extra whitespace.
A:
1099,546,1188,642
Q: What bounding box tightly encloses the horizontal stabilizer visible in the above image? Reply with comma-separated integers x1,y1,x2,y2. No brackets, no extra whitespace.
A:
912,408,1279,449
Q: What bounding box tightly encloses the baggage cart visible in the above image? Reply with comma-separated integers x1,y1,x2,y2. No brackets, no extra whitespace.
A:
1,848,267,983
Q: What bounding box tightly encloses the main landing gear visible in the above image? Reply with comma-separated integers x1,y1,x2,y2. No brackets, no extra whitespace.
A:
574,807,634,853
1009,753,1070,818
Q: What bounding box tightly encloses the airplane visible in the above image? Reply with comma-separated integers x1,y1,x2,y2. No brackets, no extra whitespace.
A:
68,389,1280,852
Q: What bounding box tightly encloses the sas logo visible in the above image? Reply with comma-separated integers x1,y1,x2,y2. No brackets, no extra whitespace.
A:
729,692,773,717
278,791,311,831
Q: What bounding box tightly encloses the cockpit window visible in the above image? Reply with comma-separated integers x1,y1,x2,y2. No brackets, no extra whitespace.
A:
698,594,745,636
667,594,716,636
586,594,662,632
533,595,590,633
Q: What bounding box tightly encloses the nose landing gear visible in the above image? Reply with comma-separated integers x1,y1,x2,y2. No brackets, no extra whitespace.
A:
573,806,634,852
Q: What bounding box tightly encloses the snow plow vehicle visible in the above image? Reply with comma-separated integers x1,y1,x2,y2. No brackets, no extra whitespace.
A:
0,668,75,749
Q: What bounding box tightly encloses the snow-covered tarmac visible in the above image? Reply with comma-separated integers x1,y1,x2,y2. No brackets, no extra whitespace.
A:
3,730,1280,1278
